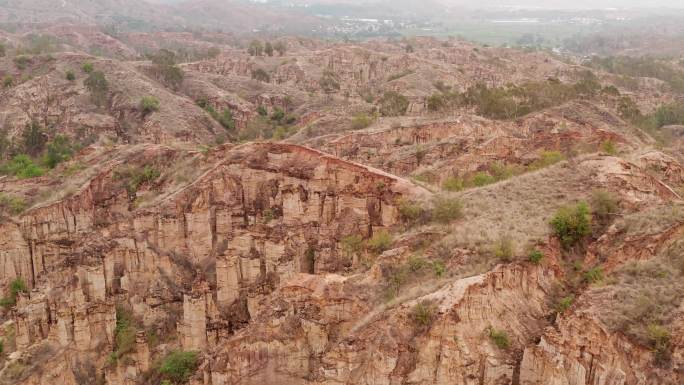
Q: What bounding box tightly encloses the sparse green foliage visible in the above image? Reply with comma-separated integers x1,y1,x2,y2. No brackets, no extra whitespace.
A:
251,68,270,83
647,324,671,366
149,50,184,89
110,306,136,362
140,96,160,114
471,171,496,187
410,301,437,331
114,165,161,195
530,151,565,170
159,350,198,384
13,55,30,70
442,176,464,192
367,230,392,254
43,135,75,169
397,199,428,227
488,327,510,350
431,197,463,224
432,260,446,277
528,249,544,264
65,70,75,81
493,235,515,262
550,202,592,249
319,71,340,94
21,121,46,157
0,194,27,216
591,190,619,223
341,234,364,257
1,154,44,178
379,91,409,117
81,62,93,73
600,139,617,155
351,113,374,130
0,278,28,309
248,40,264,56
85,71,109,107
556,295,574,314
584,267,604,284
2,74,13,88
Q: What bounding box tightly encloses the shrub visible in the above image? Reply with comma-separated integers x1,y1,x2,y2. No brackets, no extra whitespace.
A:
351,113,374,130
584,267,604,284
591,190,619,223
556,295,574,313
470,172,496,187
367,230,392,254
528,249,544,264
431,197,463,224
2,75,13,88
410,301,438,331
493,236,515,262
600,139,617,155
21,121,46,157
13,55,30,70
319,71,340,94
159,351,198,384
550,202,592,249
251,68,270,83
85,71,108,107
0,194,27,215
397,199,428,226
43,135,74,169
140,96,160,114
1,155,44,178
65,71,75,81
647,324,671,366
247,40,263,56
111,306,136,361
442,176,464,192
81,62,94,73
0,278,28,308
341,234,364,257
530,150,565,170
256,106,268,116
114,165,161,194
488,327,510,349
432,260,446,277
379,91,409,117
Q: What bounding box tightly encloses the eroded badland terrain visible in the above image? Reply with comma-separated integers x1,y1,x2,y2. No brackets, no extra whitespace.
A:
0,2,683,385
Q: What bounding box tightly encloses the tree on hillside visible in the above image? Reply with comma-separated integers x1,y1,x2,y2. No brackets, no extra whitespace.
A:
264,42,274,57
274,41,287,56
149,49,184,89
21,121,46,157
248,40,264,57
379,91,409,117
85,71,109,107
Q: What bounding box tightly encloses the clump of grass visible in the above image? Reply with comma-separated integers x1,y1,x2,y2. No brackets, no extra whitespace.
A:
114,165,161,195
442,176,464,192
487,327,510,350
647,324,671,367
555,295,574,314
410,301,438,331
530,150,565,170
583,267,604,284
493,235,515,262
367,230,392,254
600,139,617,155
528,249,544,264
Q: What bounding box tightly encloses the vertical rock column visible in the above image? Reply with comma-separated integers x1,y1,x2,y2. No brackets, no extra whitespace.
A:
180,293,207,351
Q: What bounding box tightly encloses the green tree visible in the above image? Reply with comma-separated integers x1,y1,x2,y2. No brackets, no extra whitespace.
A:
21,121,46,157
379,91,409,117
264,42,274,57
248,40,264,56
251,68,270,83
43,135,74,169
85,71,109,107
274,41,287,56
